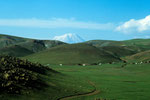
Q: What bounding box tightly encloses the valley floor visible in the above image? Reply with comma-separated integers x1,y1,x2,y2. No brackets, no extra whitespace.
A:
1,63,150,100
51,63,150,100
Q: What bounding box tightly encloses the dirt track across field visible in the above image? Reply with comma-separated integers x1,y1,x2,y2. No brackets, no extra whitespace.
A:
57,80,100,100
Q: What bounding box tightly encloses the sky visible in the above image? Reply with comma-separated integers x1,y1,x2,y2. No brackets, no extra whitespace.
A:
0,0,150,41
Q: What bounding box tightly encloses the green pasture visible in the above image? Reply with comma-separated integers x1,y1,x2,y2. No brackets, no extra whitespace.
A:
0,66,93,100
50,63,150,100
1,63,150,100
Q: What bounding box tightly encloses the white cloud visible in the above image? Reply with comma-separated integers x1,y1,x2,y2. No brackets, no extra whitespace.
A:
116,15,150,33
0,18,114,30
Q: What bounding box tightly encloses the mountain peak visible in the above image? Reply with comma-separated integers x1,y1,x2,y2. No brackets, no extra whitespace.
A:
53,33,85,43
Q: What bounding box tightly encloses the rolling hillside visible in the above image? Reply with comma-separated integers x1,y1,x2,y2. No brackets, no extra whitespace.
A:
0,55,92,100
100,46,136,57
0,34,29,49
85,39,150,57
0,45,33,57
0,34,66,57
0,55,52,94
24,43,121,65
124,50,150,62
85,40,123,47
18,40,65,52
2,34,150,61
85,39,150,48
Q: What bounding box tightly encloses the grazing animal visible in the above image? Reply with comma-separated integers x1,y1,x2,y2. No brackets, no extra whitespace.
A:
99,63,102,66
82,64,86,66
59,64,63,66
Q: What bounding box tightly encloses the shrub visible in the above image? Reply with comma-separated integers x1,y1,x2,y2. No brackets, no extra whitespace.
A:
0,55,50,94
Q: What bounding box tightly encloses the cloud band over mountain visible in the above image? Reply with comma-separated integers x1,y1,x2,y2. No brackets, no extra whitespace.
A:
1,15,150,35
0,18,114,30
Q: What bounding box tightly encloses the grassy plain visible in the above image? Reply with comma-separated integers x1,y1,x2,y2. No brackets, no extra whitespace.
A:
1,61,150,100
50,63,150,100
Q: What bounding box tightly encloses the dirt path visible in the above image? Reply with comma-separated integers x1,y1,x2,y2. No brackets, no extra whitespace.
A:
57,81,100,100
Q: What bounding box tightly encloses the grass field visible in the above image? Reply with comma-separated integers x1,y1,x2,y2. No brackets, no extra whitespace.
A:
49,63,150,100
1,62,150,100
0,65,93,100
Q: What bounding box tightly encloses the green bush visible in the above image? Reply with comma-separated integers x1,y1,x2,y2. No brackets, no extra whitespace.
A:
0,55,50,94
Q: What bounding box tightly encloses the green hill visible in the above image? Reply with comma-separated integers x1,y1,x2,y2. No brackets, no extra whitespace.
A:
1,34,150,58
85,40,123,47
18,40,65,53
85,40,137,57
100,46,136,57
123,39,150,45
24,43,121,65
124,50,150,62
0,55,94,100
122,39,150,52
0,34,66,57
0,45,33,57
85,39,150,48
0,34,29,49
85,39,150,57
0,55,52,94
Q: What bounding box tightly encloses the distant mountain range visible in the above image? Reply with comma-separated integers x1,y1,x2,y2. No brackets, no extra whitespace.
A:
1,34,150,64
0,34,66,57
53,33,85,43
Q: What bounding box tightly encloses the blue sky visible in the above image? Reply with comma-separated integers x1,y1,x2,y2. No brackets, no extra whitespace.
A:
0,0,150,41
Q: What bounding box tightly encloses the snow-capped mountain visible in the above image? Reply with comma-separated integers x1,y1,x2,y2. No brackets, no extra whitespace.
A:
53,33,85,43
